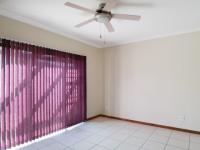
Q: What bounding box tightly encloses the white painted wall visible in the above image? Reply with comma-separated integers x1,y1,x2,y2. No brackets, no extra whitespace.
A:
104,31,200,131
0,15,104,118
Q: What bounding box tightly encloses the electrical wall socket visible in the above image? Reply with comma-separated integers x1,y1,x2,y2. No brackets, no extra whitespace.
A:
177,115,186,122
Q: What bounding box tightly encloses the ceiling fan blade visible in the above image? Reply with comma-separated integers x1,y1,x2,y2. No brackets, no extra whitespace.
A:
75,18,96,28
64,2,96,14
103,0,118,11
104,22,115,32
112,14,141,21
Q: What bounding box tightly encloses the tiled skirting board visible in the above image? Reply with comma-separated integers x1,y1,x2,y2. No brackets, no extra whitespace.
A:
88,114,200,135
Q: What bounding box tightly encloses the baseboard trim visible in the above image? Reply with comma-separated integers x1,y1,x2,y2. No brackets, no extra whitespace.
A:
98,114,200,134
86,115,102,121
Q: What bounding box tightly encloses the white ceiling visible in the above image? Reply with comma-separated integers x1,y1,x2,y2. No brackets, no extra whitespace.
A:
0,0,200,48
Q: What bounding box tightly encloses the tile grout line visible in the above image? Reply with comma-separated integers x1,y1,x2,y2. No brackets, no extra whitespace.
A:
163,130,173,150
138,127,157,150
163,131,191,150
51,126,101,150
95,123,134,150
112,125,143,150
87,121,143,150
84,121,127,150
188,133,191,150
67,128,106,150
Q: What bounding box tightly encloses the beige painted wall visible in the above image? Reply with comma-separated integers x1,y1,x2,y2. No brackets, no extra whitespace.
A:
1,14,200,132
0,15,104,118
104,31,200,131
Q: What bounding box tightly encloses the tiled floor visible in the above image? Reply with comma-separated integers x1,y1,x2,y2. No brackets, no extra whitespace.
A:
11,117,200,150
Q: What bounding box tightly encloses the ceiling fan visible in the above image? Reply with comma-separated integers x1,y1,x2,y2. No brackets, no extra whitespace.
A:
64,0,141,32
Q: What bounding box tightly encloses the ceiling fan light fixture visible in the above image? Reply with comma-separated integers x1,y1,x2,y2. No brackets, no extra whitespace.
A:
95,13,112,23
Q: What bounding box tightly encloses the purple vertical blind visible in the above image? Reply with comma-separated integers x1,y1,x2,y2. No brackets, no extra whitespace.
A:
0,39,86,149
